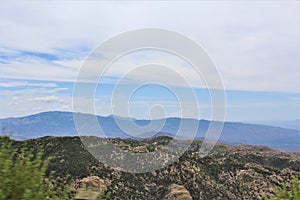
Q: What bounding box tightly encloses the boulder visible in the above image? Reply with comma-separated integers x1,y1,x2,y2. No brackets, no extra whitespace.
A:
165,184,192,200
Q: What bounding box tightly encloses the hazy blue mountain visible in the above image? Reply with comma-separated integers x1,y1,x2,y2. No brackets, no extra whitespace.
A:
1,111,299,151
249,120,300,130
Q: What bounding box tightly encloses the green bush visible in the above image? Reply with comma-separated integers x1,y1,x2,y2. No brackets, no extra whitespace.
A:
267,177,300,200
0,136,74,200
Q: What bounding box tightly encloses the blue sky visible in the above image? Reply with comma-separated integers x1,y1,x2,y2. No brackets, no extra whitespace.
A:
0,1,299,121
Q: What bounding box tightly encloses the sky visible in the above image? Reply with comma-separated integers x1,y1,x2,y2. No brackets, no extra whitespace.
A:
0,1,299,121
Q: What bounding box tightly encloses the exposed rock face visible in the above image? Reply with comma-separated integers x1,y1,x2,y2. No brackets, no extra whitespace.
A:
77,176,111,192
165,184,192,200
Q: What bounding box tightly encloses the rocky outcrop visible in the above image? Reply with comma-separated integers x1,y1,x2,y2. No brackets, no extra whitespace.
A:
165,184,192,200
76,176,111,192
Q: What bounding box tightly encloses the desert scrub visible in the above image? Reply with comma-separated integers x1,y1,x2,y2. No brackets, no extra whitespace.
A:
266,177,300,200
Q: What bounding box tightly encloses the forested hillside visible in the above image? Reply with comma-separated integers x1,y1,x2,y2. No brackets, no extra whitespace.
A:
1,136,299,199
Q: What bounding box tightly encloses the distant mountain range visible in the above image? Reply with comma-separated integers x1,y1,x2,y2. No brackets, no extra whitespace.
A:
1,111,299,151
249,120,300,130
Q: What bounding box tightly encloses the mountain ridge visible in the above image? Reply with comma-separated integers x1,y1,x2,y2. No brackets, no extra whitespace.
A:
1,111,299,151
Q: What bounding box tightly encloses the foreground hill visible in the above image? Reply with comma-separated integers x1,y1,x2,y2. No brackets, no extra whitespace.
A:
1,111,299,151
6,136,300,199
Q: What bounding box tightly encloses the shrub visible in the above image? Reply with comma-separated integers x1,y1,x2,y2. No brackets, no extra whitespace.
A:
266,177,300,200
0,136,74,200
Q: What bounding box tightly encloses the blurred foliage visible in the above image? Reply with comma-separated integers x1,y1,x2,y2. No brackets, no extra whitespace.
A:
266,177,300,200
0,135,75,200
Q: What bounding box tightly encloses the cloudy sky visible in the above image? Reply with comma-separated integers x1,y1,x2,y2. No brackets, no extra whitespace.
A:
0,1,299,121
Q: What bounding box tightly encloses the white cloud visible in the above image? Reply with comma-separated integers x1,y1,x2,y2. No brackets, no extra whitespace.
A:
1,87,68,96
29,95,63,103
0,58,78,82
1,92,72,118
8,96,19,105
0,1,299,93
0,81,57,88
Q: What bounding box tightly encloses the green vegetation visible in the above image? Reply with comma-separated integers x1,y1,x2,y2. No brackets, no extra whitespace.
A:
0,134,299,199
0,135,75,200
266,177,300,200
0,134,112,200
